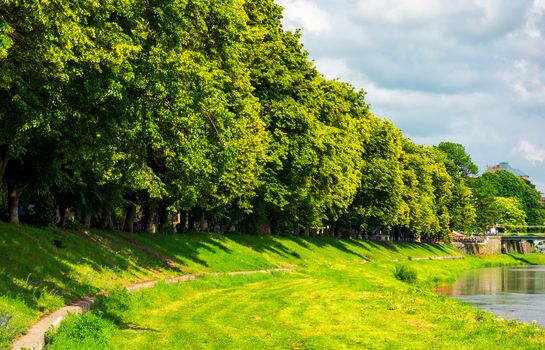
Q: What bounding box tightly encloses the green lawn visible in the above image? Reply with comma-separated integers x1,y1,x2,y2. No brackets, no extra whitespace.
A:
49,256,545,350
0,223,458,347
2,223,545,349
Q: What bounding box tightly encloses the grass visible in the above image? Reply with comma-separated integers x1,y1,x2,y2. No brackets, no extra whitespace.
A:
2,222,545,349
55,257,545,350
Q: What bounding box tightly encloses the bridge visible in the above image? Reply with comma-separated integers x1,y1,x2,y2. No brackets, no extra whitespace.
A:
452,224,545,254
496,224,545,242
495,224,545,254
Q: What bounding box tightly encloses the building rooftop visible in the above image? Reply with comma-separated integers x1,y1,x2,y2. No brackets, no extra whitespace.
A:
487,162,529,179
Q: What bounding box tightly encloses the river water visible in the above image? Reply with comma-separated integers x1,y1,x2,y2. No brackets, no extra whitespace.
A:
438,265,545,326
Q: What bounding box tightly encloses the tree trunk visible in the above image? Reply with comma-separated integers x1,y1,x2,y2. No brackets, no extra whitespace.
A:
58,204,67,227
141,206,151,233
8,183,19,224
188,209,197,232
178,211,187,233
123,205,136,232
0,145,8,183
158,205,168,231
199,211,208,232
100,209,114,230
83,211,92,229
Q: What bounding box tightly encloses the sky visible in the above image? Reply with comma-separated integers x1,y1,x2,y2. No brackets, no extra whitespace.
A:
276,0,545,193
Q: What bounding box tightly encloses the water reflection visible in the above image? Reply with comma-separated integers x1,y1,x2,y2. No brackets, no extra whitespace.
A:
438,266,545,326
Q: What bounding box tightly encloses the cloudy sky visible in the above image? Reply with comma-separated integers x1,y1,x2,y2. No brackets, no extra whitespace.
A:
276,0,545,193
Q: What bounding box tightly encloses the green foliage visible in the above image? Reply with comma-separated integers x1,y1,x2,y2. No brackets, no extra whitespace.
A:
348,117,404,232
0,0,485,242
0,311,21,349
436,142,478,176
45,312,115,350
393,264,418,284
94,288,133,325
487,197,527,227
21,192,57,227
471,170,544,228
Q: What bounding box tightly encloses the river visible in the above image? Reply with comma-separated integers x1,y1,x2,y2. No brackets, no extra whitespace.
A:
438,265,545,326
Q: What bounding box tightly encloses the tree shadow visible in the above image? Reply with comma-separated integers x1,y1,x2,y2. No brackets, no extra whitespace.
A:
506,254,535,265
117,322,160,333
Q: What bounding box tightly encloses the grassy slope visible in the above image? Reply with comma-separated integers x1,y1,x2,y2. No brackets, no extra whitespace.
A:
0,223,456,343
109,256,545,350
2,222,545,349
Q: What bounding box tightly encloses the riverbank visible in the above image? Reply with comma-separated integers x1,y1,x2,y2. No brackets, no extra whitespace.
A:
3,223,545,349
48,253,545,349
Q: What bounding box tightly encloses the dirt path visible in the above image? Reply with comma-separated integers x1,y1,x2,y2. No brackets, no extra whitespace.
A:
12,266,296,350
389,255,464,262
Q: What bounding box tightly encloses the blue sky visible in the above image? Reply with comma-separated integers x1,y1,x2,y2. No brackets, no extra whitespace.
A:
276,0,545,193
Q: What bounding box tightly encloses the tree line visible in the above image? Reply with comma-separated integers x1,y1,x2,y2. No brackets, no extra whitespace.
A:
1,0,543,240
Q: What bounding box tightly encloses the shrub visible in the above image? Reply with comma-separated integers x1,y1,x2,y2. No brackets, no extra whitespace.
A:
45,312,115,350
93,288,133,324
394,264,418,284
0,312,21,350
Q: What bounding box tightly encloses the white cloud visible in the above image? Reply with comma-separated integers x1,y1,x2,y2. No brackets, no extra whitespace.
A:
525,0,545,38
354,0,528,39
313,57,372,85
355,0,452,24
509,60,545,105
313,58,354,80
277,0,332,35
517,141,545,163
276,0,545,192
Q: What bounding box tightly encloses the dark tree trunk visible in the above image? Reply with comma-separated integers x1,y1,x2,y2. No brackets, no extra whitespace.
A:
100,209,114,230
0,146,8,183
141,206,151,232
58,204,67,227
158,205,168,231
188,208,197,232
178,211,187,233
199,211,207,232
123,205,136,232
8,183,19,224
83,211,92,229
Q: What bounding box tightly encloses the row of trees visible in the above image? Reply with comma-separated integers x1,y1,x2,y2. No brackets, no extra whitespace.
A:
471,170,545,230
1,0,542,240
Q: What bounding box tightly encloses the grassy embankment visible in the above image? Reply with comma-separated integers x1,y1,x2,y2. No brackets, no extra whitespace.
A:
2,222,545,349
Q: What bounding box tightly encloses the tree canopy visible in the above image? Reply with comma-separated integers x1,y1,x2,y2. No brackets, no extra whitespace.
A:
2,0,536,240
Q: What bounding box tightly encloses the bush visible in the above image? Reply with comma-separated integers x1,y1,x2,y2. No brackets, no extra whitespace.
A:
21,192,57,227
45,312,115,350
93,288,133,324
394,264,418,284
0,311,21,350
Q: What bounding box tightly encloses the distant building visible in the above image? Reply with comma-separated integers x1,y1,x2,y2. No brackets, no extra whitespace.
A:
486,162,529,180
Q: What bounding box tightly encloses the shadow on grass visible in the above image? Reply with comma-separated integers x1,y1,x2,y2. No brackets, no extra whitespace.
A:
119,322,160,333
506,254,536,265
0,221,458,322
0,223,186,314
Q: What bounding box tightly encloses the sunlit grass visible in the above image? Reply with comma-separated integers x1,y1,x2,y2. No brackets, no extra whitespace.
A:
107,258,545,350
3,221,545,349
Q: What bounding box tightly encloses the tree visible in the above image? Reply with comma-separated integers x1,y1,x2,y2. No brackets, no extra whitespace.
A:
395,140,454,241
436,142,478,177
346,117,404,235
435,142,476,231
0,0,142,223
471,170,545,228
240,0,372,234
487,197,527,227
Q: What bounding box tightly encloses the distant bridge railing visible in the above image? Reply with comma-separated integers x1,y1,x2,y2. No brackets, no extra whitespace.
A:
494,224,545,239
